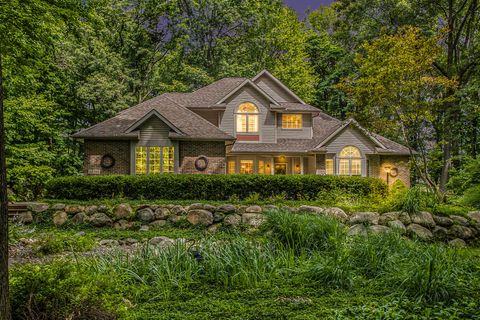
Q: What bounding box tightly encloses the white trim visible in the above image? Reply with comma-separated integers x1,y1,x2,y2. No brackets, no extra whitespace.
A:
125,109,182,135
216,79,280,106
252,70,306,104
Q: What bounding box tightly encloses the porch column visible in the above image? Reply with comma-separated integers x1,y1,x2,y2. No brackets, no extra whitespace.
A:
300,156,304,175
271,156,275,175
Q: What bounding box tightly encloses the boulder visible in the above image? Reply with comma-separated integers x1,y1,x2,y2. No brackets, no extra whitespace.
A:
120,238,138,246
410,212,436,229
150,220,167,228
245,205,262,213
407,223,433,241
298,205,324,214
215,204,237,214
169,215,187,224
187,209,214,226
28,202,49,213
448,238,467,248
72,212,88,224
99,239,118,246
241,213,266,227
349,212,379,225
188,203,204,210
154,207,170,220
113,204,132,219
224,214,242,227
263,205,279,211
387,220,406,234
213,211,225,223
149,236,175,248
53,211,68,226
236,206,248,215
433,215,453,227
203,204,217,212
432,226,448,240
89,213,112,227
448,225,474,240
397,212,412,225
207,223,222,233
65,205,85,215
113,219,134,230
450,215,469,226
137,208,155,222
97,204,109,213
17,211,33,224
51,203,66,211
324,207,348,222
348,224,367,237
368,225,391,234
170,205,187,216
379,212,399,225
85,205,98,215
467,211,480,224
139,225,150,232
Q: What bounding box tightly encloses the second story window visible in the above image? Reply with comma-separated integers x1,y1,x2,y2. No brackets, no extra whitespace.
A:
282,114,303,129
236,102,259,133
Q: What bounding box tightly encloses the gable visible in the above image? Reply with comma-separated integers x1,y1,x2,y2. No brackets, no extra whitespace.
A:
252,71,304,104
324,126,376,155
136,116,173,146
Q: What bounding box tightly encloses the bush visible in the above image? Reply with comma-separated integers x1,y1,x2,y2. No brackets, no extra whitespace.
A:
460,185,480,209
45,174,387,201
8,165,56,201
33,233,95,256
448,157,480,194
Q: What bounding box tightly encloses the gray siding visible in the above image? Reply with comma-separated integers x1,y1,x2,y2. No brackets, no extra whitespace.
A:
191,110,219,126
219,84,276,143
254,75,298,103
276,113,312,139
138,116,173,146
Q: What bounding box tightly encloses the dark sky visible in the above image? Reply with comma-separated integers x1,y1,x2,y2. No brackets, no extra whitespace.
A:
285,0,334,16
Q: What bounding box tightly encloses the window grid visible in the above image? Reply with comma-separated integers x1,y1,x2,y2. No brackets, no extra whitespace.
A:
135,147,147,175
325,159,334,175
236,102,259,133
149,147,161,174
240,160,254,174
162,147,174,173
339,146,362,176
282,114,303,129
228,160,236,174
135,146,175,175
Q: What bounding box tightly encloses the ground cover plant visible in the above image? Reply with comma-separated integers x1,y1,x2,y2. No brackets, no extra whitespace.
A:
9,210,480,319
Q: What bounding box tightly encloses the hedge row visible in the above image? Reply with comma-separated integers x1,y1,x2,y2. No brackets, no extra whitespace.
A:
45,174,388,201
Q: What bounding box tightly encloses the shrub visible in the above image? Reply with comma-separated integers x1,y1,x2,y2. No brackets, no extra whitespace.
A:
8,165,55,201
460,185,480,209
45,174,387,201
33,233,95,256
448,157,480,194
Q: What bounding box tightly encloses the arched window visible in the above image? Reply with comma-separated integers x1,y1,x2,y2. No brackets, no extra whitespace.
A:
339,146,362,176
236,102,259,133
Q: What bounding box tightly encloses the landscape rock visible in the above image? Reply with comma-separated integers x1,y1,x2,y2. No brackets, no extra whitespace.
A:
65,205,85,215
407,223,433,241
410,211,436,228
224,214,242,227
432,226,448,240
72,212,88,224
387,220,406,234
448,238,467,248
213,211,225,223
85,205,98,215
28,203,49,213
188,203,204,210
139,225,150,232
154,207,170,220
203,204,217,212
348,224,367,237
17,212,33,224
170,205,187,216
324,207,348,222
150,220,167,228
467,211,480,224
397,212,412,225
246,205,262,213
448,225,473,239
51,203,66,211
236,206,248,215
97,204,109,213
450,215,469,226
298,205,324,214
242,213,266,227
169,215,186,224
99,239,118,246
150,236,175,248
433,215,453,227
208,223,222,233
368,225,391,234
187,209,214,226
89,213,112,227
379,212,399,225
113,219,134,230
114,204,132,219
120,238,138,245
215,204,236,214
263,205,279,211
137,208,155,222
53,211,68,226
349,212,379,225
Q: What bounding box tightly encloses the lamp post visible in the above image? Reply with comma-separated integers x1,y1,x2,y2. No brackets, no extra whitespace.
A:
384,166,391,185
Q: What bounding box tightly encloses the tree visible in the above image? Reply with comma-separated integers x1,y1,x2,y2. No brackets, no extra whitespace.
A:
339,27,457,199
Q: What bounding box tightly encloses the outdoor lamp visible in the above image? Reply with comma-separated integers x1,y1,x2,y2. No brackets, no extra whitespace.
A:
384,166,391,184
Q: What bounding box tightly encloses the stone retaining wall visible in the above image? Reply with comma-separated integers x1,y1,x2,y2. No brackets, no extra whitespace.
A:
15,203,480,247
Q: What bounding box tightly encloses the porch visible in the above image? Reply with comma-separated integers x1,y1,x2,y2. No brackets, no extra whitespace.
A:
226,154,316,175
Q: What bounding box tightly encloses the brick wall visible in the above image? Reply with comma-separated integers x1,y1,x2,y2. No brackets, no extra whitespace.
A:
84,140,131,175
377,155,411,187
179,141,226,174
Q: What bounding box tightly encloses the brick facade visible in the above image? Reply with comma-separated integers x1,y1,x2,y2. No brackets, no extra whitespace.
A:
178,141,226,174
84,140,131,175
372,155,411,187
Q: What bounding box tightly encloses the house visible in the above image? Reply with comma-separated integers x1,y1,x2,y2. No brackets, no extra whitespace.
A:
72,70,412,186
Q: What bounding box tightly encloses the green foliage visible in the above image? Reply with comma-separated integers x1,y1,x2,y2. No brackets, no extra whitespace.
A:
32,233,95,256
7,165,55,201
448,157,480,194
45,174,388,201
460,185,480,209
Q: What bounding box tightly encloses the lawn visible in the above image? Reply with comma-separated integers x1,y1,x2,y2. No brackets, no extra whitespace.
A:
8,210,480,320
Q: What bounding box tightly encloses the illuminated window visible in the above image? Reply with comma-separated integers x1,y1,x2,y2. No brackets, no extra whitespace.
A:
325,159,334,175
236,102,259,133
240,160,254,174
258,160,265,174
339,146,362,176
282,114,302,129
228,160,236,174
135,146,147,175
135,146,175,174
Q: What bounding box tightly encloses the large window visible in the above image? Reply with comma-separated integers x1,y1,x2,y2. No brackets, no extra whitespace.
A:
135,146,175,174
325,159,334,175
236,102,259,133
282,114,302,129
240,160,254,174
338,146,362,176
228,160,236,174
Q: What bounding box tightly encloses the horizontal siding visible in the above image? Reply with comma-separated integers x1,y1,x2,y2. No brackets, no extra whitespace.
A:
192,110,218,126
220,85,276,143
138,117,172,146
276,113,312,139
254,75,297,103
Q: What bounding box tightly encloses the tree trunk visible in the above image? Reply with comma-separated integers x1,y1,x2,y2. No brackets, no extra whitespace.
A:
0,54,11,320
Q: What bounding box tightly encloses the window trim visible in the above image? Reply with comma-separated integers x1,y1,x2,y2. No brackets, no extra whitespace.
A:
135,145,175,175
338,146,362,176
235,102,259,133
281,114,303,130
